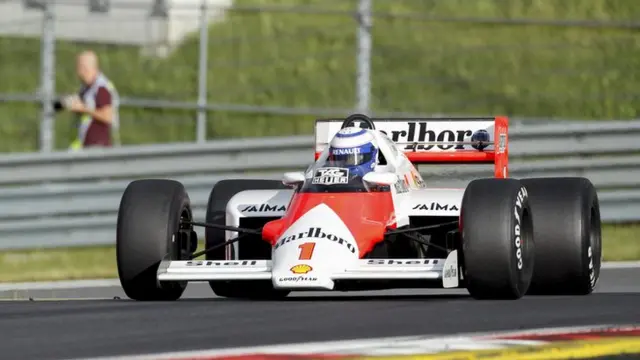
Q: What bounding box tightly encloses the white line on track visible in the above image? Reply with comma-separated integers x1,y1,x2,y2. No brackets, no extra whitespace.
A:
0,279,120,291
67,324,628,360
601,261,640,269
0,261,637,292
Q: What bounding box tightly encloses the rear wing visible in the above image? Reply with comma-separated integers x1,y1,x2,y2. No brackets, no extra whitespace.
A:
314,116,509,178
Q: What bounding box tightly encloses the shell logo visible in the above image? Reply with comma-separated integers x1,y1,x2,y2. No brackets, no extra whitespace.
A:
290,264,313,274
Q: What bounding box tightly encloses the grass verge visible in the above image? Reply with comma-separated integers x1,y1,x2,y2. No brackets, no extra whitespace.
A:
0,242,206,283
0,224,638,283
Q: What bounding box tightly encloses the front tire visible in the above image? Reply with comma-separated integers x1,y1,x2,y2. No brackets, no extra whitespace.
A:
461,178,535,300
521,177,602,295
116,179,195,301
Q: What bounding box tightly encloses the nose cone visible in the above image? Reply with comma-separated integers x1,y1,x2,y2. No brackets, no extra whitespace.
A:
271,204,359,290
263,192,393,256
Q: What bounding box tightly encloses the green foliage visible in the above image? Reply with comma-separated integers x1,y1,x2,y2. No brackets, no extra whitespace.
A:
0,0,638,152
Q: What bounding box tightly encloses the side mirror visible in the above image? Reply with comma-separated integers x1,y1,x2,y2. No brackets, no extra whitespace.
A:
362,172,397,186
282,171,306,187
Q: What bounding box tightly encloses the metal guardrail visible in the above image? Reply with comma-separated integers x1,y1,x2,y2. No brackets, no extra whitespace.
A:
1,120,639,250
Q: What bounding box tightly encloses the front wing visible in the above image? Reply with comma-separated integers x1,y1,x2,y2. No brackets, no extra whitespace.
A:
157,251,461,290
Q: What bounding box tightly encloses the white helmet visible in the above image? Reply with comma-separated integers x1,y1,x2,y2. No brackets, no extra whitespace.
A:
325,127,378,176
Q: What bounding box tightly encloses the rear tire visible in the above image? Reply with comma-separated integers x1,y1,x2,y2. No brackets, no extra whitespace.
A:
461,178,535,300
116,179,195,301
521,177,602,295
205,179,291,299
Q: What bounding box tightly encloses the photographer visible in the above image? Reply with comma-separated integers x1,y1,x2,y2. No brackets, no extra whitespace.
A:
55,50,120,151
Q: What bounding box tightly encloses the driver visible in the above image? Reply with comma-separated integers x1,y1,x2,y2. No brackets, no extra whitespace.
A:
326,127,378,178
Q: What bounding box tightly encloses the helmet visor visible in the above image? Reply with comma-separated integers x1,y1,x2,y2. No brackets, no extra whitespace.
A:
327,146,375,167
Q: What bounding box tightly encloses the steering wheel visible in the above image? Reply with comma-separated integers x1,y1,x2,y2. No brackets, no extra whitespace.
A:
340,113,375,130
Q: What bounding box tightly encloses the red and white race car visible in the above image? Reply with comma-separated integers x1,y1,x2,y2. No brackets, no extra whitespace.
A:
116,114,602,301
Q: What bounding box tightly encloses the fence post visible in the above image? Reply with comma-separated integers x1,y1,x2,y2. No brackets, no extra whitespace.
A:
356,0,372,115
196,0,209,143
39,2,56,152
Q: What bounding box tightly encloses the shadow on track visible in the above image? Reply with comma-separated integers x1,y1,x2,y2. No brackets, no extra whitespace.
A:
1,294,471,302
168,293,472,302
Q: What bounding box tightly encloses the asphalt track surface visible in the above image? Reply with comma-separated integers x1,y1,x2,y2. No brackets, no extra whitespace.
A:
1,267,639,360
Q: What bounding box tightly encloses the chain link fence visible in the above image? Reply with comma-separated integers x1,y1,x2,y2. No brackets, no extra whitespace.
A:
0,0,638,153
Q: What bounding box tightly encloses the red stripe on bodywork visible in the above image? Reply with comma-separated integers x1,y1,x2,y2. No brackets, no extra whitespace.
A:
262,192,394,258
493,116,508,179
493,327,640,342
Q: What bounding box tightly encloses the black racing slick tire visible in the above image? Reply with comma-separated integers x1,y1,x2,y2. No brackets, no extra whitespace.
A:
116,179,195,301
521,177,602,295
461,178,535,300
205,179,290,299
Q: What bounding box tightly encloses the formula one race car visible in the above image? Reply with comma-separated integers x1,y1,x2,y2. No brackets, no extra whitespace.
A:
116,114,602,301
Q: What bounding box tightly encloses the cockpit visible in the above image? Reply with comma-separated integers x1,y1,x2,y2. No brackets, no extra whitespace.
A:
299,116,394,193
299,149,391,194
298,165,372,193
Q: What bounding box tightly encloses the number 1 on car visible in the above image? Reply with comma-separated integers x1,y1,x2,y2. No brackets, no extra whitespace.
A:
298,242,316,260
